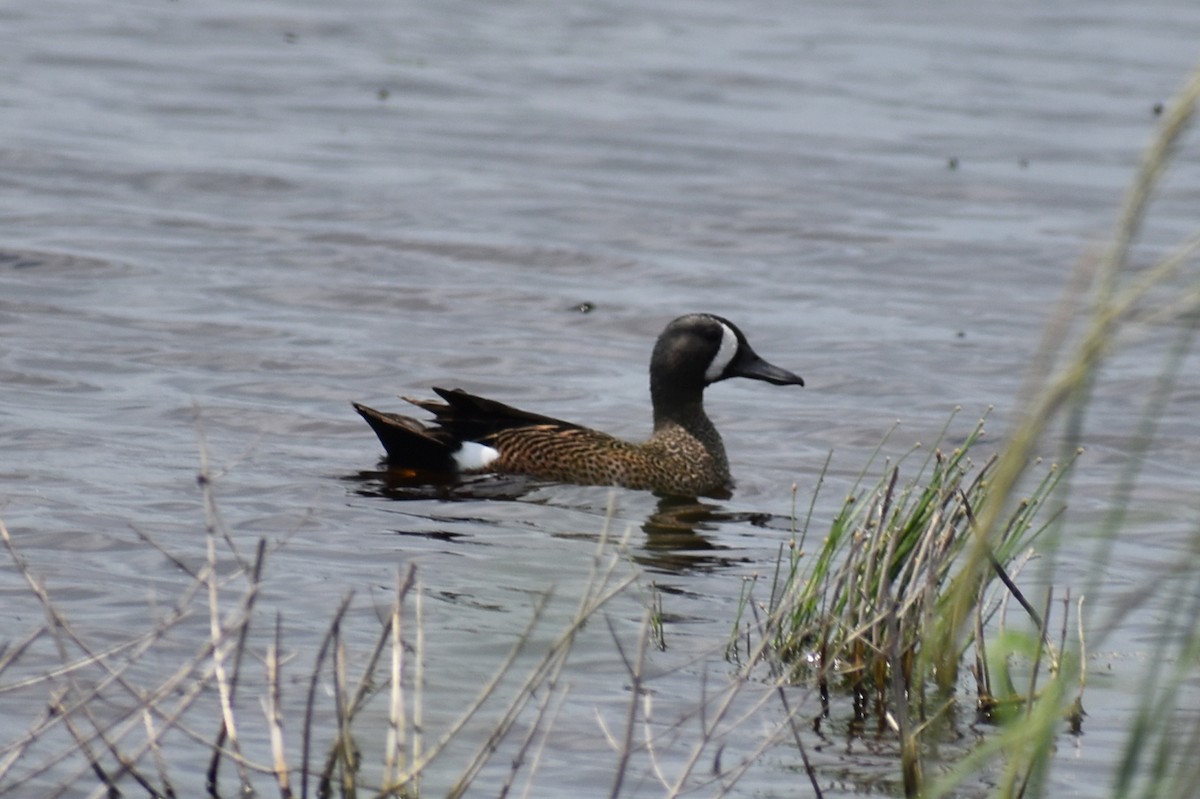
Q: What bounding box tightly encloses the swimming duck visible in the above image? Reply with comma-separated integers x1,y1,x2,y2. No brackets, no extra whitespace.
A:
353,313,803,497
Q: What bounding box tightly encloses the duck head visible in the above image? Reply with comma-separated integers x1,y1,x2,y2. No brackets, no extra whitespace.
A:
649,313,804,414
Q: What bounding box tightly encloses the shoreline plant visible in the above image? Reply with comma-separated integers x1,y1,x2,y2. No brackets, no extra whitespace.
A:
731,411,1081,795
733,61,1200,799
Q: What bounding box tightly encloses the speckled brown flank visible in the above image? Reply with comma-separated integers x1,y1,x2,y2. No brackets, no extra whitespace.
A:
489,420,731,497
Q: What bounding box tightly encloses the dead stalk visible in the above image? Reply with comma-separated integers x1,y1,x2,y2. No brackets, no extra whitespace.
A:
263,613,292,798
606,611,651,799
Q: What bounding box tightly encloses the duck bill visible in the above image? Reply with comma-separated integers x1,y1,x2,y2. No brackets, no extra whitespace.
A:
730,348,805,386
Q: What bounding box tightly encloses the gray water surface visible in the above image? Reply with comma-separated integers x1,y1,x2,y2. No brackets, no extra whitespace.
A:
4,1,1200,796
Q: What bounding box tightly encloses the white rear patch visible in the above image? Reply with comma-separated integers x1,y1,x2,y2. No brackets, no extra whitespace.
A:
453,441,501,471
704,322,739,382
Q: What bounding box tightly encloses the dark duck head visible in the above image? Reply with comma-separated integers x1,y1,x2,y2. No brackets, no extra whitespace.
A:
648,313,804,430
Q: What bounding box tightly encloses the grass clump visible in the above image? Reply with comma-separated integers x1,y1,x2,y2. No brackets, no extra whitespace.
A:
749,411,1073,700
733,412,1077,795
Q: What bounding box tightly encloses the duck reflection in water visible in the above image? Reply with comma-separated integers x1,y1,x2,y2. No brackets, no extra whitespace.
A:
347,468,786,575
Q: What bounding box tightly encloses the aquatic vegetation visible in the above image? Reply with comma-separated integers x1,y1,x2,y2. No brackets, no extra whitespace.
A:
1,48,1198,799
0,479,640,799
734,62,1200,798
0,471,819,799
732,415,1080,796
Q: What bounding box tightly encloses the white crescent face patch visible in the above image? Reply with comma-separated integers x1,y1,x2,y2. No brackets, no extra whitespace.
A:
704,321,739,382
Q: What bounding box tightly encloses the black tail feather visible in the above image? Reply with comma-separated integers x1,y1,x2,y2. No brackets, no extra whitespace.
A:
352,402,457,472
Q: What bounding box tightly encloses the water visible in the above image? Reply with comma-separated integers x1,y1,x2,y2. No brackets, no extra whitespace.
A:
3,0,1200,795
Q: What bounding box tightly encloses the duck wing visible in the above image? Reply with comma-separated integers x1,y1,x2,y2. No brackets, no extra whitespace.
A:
402,387,584,442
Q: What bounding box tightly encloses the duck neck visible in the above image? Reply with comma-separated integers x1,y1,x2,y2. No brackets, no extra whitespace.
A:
652,383,720,442
651,376,702,428
653,398,709,429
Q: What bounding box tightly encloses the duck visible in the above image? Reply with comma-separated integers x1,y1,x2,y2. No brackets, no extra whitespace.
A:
352,313,804,497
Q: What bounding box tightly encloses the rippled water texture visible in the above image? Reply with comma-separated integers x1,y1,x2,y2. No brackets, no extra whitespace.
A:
4,0,1200,796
